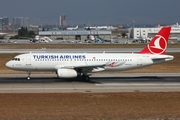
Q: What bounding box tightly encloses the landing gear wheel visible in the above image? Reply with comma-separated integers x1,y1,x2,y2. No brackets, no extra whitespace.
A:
27,76,30,80
85,76,90,81
82,74,90,81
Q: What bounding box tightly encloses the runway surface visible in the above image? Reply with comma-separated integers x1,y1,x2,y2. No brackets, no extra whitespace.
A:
0,73,180,93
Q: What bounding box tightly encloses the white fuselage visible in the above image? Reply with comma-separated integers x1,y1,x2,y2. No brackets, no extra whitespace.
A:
6,53,174,72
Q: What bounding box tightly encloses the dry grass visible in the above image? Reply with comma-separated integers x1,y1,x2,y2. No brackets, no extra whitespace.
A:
0,93,180,120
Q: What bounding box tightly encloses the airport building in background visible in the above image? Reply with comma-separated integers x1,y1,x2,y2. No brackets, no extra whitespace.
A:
12,17,30,29
131,23,180,40
39,30,111,40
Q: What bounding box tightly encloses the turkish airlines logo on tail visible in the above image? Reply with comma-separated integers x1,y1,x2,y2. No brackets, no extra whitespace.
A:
148,35,167,54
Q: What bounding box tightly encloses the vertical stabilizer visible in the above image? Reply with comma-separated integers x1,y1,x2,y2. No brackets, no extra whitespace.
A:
138,26,171,54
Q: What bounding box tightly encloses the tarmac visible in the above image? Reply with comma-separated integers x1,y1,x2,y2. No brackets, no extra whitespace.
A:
0,73,179,93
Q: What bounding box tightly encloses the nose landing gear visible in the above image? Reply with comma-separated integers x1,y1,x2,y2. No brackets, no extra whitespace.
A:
27,71,31,80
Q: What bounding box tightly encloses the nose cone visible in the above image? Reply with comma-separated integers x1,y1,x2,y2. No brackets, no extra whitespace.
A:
6,61,12,69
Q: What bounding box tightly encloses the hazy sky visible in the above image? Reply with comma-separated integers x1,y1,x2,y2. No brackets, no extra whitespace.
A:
0,0,180,26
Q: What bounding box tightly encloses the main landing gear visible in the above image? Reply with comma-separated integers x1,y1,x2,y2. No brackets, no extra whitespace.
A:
77,69,90,81
81,73,90,81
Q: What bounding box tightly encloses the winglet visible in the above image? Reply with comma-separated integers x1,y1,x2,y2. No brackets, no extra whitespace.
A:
138,26,171,54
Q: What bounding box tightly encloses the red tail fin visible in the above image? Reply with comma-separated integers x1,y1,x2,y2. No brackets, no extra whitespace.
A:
138,26,171,54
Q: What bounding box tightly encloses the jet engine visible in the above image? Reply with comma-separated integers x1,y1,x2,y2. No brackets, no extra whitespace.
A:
57,69,77,78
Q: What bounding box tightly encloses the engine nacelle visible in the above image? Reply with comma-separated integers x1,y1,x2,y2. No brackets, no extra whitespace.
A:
57,69,77,78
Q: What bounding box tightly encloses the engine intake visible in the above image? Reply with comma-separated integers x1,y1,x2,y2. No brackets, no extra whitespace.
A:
57,69,77,78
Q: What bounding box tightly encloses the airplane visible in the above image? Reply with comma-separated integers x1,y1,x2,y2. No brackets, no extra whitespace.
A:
84,26,97,30
30,35,53,43
96,26,116,30
86,35,104,43
84,26,116,30
66,25,78,30
0,32,7,38
95,36,105,43
6,26,174,81
39,36,53,43
86,35,95,43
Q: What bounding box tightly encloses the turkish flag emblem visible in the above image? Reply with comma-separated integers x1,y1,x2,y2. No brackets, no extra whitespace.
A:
109,62,115,67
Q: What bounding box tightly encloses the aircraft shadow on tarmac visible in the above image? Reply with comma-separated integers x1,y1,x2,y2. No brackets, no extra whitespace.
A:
91,76,180,83
0,76,180,84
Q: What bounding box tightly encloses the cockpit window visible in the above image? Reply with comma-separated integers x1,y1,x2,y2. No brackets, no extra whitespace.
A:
12,58,20,61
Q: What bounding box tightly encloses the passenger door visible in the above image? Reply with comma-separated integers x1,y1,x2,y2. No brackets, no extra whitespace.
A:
26,55,31,65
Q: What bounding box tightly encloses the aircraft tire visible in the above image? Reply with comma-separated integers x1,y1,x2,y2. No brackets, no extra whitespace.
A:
27,77,30,80
82,74,90,81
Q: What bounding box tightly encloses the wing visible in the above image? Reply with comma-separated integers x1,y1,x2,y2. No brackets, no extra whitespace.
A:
74,64,106,72
54,64,106,72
